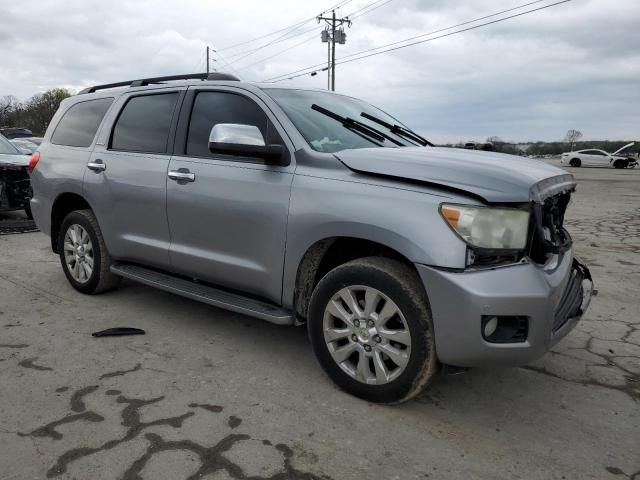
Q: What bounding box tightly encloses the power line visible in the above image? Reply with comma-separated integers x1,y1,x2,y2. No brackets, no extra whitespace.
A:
263,0,551,81
336,0,573,66
219,19,315,52
344,0,550,59
231,1,391,82
262,0,567,83
233,0,389,74
213,49,244,78
224,23,324,63
217,0,355,52
224,20,316,63
211,0,360,74
234,31,321,71
346,0,393,19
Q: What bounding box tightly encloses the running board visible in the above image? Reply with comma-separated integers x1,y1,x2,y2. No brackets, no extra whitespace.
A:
110,263,294,325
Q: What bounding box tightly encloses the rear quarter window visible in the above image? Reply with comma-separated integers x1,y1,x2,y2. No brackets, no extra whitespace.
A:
51,98,114,147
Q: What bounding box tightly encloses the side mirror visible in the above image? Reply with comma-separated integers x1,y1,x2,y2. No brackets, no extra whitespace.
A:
208,124,285,164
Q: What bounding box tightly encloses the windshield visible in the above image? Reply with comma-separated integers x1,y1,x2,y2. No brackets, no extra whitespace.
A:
0,134,21,155
265,88,419,153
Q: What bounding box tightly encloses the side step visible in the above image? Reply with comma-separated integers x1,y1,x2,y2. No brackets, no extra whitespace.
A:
110,263,294,325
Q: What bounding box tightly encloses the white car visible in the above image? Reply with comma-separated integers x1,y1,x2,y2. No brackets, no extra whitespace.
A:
560,143,636,169
9,138,39,154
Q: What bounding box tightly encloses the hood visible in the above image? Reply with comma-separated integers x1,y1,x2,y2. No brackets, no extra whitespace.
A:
612,142,635,156
0,152,30,168
333,147,575,203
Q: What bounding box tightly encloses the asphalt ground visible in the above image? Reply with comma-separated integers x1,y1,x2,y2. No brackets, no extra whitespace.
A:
0,159,638,480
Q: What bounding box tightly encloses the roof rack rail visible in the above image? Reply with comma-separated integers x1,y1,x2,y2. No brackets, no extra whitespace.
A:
78,72,240,94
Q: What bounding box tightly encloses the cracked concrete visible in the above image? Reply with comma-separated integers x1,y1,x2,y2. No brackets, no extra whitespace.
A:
0,160,638,479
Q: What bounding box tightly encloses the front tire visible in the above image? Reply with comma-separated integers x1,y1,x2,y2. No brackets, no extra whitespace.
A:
57,209,120,294
569,158,581,167
308,257,438,404
613,159,627,169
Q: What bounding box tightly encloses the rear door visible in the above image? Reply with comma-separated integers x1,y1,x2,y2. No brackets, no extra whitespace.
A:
166,87,294,304
579,150,598,166
83,88,185,269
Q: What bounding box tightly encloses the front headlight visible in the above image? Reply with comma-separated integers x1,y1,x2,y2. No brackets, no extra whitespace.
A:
440,204,530,250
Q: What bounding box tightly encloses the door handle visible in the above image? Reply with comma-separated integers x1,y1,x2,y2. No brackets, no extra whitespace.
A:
168,170,196,182
87,159,106,172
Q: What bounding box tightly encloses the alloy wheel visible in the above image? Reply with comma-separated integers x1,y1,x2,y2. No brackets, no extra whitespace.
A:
63,224,94,283
322,285,412,385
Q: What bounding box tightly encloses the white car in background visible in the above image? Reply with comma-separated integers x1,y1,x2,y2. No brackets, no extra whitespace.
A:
560,143,636,169
9,138,39,154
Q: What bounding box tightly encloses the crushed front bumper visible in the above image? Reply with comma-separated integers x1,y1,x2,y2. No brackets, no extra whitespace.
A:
416,252,594,367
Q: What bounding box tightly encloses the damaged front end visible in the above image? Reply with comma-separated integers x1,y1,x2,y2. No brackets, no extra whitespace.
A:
528,174,595,333
0,163,32,214
528,174,575,265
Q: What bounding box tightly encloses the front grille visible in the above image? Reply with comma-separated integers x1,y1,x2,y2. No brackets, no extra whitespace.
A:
553,260,585,332
529,191,572,264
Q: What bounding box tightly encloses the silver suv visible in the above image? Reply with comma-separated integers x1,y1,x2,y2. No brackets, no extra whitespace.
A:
30,73,594,403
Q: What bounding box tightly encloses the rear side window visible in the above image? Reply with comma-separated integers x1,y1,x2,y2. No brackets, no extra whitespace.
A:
111,93,179,153
51,98,113,147
186,92,269,158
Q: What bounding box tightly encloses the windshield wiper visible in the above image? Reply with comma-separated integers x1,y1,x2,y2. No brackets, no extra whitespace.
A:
311,104,405,147
360,112,434,147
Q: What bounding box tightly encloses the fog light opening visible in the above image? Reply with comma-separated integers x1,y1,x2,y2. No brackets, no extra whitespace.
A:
482,315,529,343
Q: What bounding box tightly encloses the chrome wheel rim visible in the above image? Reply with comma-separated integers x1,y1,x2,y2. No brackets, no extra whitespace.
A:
63,224,94,283
323,285,412,385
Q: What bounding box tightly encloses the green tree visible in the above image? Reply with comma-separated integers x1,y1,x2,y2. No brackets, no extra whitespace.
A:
0,88,72,135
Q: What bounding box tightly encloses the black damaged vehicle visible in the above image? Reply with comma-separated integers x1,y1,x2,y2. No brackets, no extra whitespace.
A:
0,134,33,218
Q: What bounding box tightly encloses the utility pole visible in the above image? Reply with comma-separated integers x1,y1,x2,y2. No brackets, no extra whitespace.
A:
206,46,210,74
318,10,351,91
321,30,331,88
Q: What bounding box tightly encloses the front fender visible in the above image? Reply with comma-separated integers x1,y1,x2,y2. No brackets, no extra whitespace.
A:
281,173,470,309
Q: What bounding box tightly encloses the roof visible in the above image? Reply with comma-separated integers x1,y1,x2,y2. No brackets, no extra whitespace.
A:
75,72,340,97
78,72,241,94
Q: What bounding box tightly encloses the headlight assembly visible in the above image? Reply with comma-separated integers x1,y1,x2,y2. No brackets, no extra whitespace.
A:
440,204,530,251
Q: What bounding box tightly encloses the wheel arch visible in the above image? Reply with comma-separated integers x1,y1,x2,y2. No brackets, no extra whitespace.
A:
50,192,93,253
291,236,423,322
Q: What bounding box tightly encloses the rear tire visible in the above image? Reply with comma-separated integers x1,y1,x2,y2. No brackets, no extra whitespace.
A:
569,158,581,167
57,209,121,294
24,203,33,220
308,257,438,404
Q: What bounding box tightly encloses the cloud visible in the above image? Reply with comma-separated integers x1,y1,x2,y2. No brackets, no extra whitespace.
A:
0,0,638,142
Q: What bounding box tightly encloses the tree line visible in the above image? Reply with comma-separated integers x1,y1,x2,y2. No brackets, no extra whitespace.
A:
525,140,637,156
444,130,637,156
0,89,71,136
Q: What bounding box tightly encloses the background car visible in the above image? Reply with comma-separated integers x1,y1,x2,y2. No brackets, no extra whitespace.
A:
0,134,33,218
560,142,635,168
0,127,34,139
22,136,43,146
10,138,39,154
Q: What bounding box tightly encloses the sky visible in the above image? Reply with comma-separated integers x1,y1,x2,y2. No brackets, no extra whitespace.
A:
0,0,638,144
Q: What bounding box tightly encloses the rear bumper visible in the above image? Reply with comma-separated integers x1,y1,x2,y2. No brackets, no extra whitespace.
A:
416,252,593,367
30,196,50,237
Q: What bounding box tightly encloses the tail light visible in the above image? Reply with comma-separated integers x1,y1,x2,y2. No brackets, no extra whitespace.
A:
28,151,40,172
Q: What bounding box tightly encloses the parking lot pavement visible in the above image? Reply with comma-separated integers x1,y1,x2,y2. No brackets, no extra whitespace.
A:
1,162,638,480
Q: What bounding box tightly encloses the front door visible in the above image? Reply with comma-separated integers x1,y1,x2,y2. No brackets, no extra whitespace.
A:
589,150,609,166
166,88,294,304
84,89,184,269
